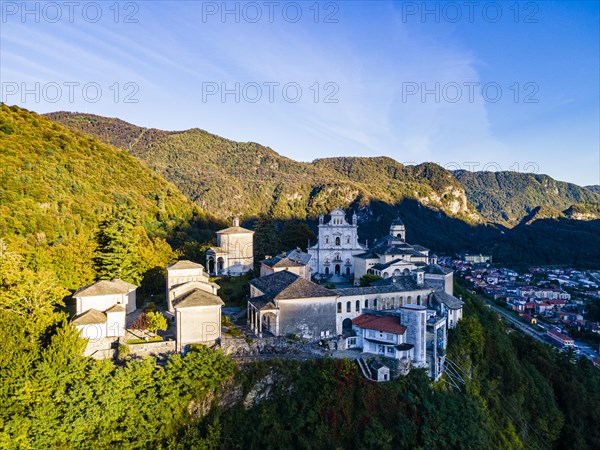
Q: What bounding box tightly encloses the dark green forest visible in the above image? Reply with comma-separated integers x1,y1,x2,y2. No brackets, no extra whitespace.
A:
2,270,598,449
187,285,599,450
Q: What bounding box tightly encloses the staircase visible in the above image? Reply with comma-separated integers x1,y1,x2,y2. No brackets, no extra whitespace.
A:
356,356,375,381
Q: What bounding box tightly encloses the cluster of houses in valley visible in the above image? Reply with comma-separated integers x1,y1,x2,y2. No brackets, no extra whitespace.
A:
454,259,600,347
71,209,465,382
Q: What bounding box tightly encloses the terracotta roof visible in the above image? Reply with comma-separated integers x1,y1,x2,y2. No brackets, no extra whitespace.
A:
72,309,107,325
73,279,137,297
173,289,224,309
250,271,337,300
352,314,406,335
216,226,254,235
547,329,573,342
167,260,204,270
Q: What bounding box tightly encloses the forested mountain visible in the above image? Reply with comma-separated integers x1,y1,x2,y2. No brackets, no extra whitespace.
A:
1,106,600,449
586,185,600,194
453,170,600,226
44,111,600,267
45,112,482,225
0,105,218,291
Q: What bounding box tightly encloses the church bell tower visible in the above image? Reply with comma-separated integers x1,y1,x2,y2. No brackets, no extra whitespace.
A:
390,217,406,241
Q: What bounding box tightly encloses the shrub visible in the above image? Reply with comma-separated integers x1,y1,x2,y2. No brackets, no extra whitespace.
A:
117,343,130,358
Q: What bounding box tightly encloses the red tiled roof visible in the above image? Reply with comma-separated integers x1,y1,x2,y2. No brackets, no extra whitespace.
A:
547,329,573,342
352,314,406,335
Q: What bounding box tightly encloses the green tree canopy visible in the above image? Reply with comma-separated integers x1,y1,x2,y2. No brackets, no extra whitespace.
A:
94,205,143,284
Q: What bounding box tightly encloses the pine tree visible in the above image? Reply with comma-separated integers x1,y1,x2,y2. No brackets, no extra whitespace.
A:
94,205,142,284
253,215,281,263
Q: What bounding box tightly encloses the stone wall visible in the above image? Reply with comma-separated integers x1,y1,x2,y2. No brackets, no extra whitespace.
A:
220,336,328,358
125,340,176,357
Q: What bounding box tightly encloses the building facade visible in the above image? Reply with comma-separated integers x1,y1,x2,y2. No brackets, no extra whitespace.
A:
353,218,431,285
307,208,367,279
166,260,224,350
206,216,254,276
247,270,338,339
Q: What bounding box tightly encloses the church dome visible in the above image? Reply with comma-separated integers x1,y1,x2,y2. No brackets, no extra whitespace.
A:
391,217,404,226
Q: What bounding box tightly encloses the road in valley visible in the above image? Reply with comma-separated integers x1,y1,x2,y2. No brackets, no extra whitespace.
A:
480,297,600,363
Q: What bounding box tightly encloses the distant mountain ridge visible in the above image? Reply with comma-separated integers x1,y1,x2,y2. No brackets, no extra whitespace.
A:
45,112,483,225
44,111,600,267
586,185,600,194
453,170,600,226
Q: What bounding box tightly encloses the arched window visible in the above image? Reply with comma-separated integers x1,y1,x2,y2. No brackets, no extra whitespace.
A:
335,237,340,246
346,301,351,313
407,296,412,304
399,296,403,306
364,299,369,309
325,267,329,275
417,295,421,305
337,302,341,313
346,236,350,244
373,299,378,309
325,237,329,244
355,300,360,312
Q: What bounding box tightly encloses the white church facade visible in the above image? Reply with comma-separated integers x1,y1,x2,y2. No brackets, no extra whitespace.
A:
206,216,254,276
307,208,368,280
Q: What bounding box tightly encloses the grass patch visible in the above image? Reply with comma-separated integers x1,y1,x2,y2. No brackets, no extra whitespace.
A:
127,336,163,344
216,273,252,306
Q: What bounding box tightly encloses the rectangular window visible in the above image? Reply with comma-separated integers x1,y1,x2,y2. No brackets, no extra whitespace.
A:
387,346,394,354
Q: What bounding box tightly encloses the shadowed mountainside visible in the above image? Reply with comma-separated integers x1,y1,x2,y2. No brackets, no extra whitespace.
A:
44,111,600,267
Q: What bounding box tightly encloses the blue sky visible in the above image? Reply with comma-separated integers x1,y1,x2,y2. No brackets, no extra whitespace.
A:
1,1,598,185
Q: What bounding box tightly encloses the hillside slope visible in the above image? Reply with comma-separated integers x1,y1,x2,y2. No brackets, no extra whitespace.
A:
453,170,600,226
45,111,600,267
0,105,214,289
46,112,482,225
